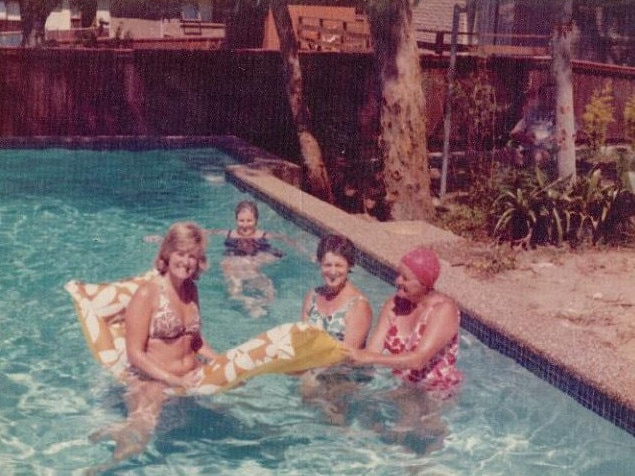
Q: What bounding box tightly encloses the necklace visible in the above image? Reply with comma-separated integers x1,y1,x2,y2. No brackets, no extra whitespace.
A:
394,295,417,315
320,280,347,301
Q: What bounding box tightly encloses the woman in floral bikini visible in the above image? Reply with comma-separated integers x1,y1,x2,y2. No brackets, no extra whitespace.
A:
91,222,220,467
347,246,462,397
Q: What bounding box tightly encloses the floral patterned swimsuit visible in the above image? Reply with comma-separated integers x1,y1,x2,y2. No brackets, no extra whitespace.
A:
306,290,366,342
149,282,201,340
128,281,202,380
383,303,462,394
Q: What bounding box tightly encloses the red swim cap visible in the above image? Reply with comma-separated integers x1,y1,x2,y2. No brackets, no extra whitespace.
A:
400,247,440,288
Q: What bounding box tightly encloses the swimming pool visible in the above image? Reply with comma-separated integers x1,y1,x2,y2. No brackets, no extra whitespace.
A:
1,147,634,475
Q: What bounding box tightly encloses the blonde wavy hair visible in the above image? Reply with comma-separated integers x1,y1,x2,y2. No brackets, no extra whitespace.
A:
154,222,208,279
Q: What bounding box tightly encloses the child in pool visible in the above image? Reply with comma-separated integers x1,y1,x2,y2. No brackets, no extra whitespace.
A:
206,200,290,258
207,200,297,318
145,200,307,318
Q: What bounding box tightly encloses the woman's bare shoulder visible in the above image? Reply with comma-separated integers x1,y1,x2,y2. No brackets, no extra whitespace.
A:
132,276,161,301
428,293,460,318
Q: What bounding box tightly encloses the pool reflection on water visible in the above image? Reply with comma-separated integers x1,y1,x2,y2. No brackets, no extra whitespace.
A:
0,147,633,475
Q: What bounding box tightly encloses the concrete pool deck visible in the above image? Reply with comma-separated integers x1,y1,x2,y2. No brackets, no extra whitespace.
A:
218,138,635,438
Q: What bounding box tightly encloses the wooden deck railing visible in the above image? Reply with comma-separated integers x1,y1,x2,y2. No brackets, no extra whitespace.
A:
297,16,371,52
296,17,550,58
416,28,550,57
179,20,225,37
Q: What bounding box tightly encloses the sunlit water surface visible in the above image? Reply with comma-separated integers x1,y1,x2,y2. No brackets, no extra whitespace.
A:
1,148,633,475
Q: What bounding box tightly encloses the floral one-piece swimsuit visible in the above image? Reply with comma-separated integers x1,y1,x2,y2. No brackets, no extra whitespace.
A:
305,290,366,342
383,304,462,396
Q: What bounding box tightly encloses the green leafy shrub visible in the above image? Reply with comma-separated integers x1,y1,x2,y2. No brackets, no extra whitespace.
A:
452,71,507,178
492,168,566,247
435,201,491,241
435,161,510,240
624,94,635,147
616,149,635,193
566,168,622,245
491,166,635,247
582,81,615,151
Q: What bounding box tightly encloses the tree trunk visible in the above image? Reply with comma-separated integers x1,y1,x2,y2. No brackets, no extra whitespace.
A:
552,0,577,182
269,0,334,204
19,0,54,47
367,0,434,220
224,0,268,49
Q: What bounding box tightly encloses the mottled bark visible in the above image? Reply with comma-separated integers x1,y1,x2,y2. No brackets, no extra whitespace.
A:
19,0,55,47
368,0,434,220
270,0,334,203
552,0,577,182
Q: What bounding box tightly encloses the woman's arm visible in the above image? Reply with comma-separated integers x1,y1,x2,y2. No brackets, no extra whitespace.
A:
267,231,313,259
204,228,229,237
300,290,313,322
342,296,373,349
363,298,394,353
350,299,459,371
196,340,222,362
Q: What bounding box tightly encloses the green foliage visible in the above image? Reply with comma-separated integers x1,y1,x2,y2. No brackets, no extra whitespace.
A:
582,80,615,151
616,148,635,193
451,70,508,184
435,161,510,241
624,94,635,147
436,201,490,241
453,71,506,154
492,168,566,247
491,166,635,247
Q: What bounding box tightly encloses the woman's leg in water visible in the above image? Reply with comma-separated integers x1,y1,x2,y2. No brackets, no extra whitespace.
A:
89,377,167,463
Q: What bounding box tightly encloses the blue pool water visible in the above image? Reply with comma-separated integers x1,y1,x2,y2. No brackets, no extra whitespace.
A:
1,147,634,475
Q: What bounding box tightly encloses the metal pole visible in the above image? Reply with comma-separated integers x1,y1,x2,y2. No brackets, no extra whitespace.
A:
440,4,464,199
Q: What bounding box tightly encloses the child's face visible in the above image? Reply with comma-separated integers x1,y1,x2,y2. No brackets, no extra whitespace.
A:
236,209,257,235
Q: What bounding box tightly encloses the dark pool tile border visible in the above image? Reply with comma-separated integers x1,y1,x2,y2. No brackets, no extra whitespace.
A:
460,311,635,436
0,135,236,151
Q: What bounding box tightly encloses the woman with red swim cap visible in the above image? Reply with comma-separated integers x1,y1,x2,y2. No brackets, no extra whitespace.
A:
347,246,462,398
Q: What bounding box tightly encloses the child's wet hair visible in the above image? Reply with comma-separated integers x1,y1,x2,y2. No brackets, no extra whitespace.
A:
235,200,259,221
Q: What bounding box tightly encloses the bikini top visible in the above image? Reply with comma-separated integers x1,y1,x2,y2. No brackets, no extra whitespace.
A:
149,281,201,340
224,230,284,258
306,290,366,342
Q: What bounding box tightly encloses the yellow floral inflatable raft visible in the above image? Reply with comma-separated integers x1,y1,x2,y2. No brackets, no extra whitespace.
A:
64,271,345,396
